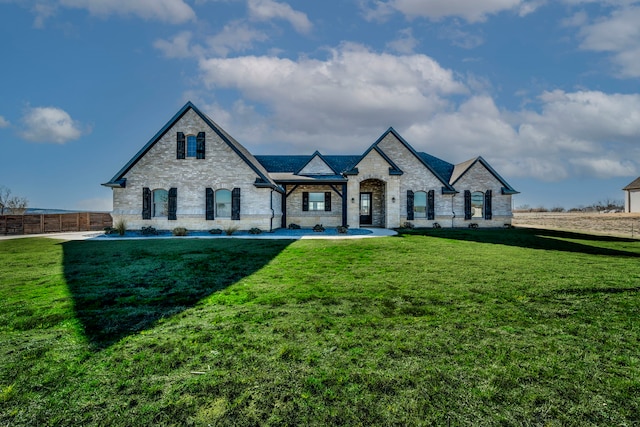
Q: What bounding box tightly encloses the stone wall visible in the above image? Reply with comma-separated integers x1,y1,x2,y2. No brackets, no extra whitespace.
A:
112,109,278,231
285,184,343,228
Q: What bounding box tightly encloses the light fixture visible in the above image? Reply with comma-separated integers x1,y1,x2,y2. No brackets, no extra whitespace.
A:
392,197,396,203
351,197,355,203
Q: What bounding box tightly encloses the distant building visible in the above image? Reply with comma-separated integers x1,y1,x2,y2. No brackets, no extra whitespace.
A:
103,102,519,230
623,177,640,213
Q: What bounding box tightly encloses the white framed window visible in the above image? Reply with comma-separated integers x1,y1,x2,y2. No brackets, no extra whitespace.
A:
471,191,484,218
216,189,231,218
308,192,325,211
153,189,168,217
414,191,427,218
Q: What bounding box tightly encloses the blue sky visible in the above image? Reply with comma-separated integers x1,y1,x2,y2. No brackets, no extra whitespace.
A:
1,0,639,211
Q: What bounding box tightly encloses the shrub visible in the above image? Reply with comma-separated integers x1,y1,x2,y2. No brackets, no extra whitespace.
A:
224,225,239,236
114,219,127,236
208,228,223,235
468,223,479,229
288,223,301,230
172,227,188,236
336,225,349,234
313,224,325,232
432,222,441,229
103,226,117,235
249,227,262,235
141,226,158,236
401,221,414,229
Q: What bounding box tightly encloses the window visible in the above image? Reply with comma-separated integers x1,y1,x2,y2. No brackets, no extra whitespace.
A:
471,191,484,218
186,135,197,158
153,189,168,217
414,191,427,218
308,192,325,211
216,189,231,218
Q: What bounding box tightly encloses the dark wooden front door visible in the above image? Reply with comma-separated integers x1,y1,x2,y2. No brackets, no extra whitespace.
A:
360,192,372,225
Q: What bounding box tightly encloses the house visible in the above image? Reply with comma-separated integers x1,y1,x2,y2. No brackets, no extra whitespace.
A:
623,177,640,213
103,102,518,230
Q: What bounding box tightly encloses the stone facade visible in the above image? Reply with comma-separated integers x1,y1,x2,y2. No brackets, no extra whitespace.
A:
111,109,281,231
104,102,518,231
285,184,343,228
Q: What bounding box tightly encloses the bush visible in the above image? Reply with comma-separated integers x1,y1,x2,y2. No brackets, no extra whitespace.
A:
249,227,262,235
224,225,239,236
103,226,117,235
141,226,158,236
336,225,349,234
401,222,414,229
172,227,188,236
432,222,441,229
288,223,301,230
208,228,223,235
313,224,325,232
469,223,479,229
114,219,127,236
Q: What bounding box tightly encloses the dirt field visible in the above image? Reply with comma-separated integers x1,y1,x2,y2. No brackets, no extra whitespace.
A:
513,212,640,239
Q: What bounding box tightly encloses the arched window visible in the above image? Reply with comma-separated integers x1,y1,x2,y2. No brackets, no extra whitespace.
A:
216,189,231,218
414,191,427,218
153,189,168,217
471,191,484,218
186,135,197,158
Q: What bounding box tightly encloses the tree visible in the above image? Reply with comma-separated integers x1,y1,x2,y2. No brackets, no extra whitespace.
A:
0,185,28,215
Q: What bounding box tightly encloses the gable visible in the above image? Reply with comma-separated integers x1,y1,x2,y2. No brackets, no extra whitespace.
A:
103,102,279,191
372,129,454,192
451,157,518,194
353,145,403,176
298,152,336,175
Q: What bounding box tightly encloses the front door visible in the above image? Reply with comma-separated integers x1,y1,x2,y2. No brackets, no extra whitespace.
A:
360,192,372,225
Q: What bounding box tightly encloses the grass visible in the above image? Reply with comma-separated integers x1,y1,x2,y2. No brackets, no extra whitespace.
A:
1,228,639,426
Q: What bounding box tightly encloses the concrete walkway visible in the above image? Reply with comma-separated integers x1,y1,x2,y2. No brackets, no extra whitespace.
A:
0,228,396,241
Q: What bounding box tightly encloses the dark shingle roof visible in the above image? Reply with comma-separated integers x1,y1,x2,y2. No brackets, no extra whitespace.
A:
417,152,455,182
623,177,640,190
256,155,362,174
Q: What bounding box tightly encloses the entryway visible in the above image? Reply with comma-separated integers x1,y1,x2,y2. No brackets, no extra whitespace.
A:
359,179,386,227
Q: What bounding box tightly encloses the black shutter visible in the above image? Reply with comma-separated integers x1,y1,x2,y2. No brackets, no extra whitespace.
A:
231,188,240,220
142,187,151,220
464,190,472,220
406,190,414,220
196,132,205,159
302,192,309,211
168,188,177,220
206,188,214,220
485,190,492,220
427,190,435,220
177,132,185,159
324,192,331,211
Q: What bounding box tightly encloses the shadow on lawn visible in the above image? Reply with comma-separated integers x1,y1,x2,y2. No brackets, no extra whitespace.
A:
62,238,293,349
400,227,640,258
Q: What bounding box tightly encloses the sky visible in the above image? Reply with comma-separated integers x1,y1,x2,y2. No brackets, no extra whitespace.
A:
1,0,640,211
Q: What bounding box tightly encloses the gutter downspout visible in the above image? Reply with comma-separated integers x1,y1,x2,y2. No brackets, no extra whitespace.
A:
269,188,274,232
451,193,456,228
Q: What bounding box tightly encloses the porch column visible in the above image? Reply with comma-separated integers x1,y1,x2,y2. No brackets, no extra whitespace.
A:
281,184,287,228
341,183,347,227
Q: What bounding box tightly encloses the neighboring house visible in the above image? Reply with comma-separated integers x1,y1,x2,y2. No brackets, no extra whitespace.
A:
103,102,518,230
623,177,640,213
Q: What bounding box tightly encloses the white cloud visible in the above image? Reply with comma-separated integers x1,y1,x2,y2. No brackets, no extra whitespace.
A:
20,106,86,144
386,28,419,54
59,0,195,24
571,5,640,77
363,0,525,23
198,43,467,143
0,116,9,128
247,0,312,33
154,31,199,59
206,21,269,56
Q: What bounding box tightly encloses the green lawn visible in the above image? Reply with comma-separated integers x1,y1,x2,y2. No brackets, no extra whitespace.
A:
1,229,639,426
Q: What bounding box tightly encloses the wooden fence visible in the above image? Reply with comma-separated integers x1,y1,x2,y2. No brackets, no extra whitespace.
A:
0,213,113,235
